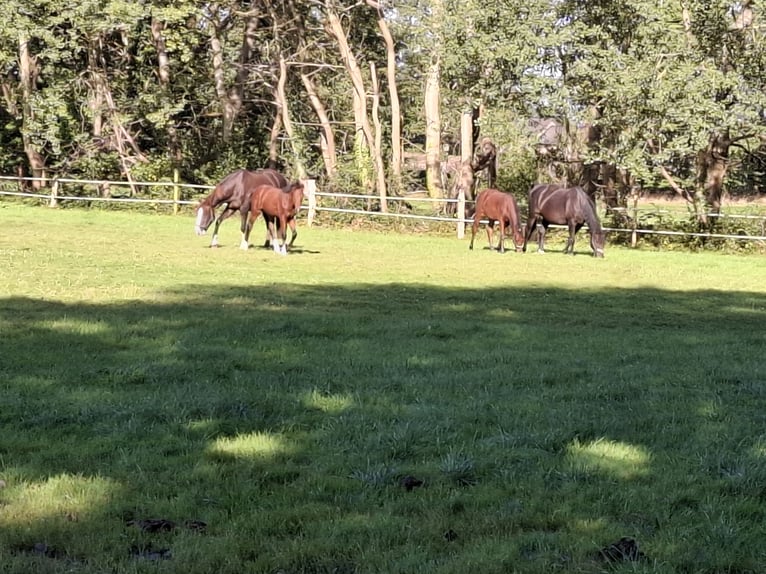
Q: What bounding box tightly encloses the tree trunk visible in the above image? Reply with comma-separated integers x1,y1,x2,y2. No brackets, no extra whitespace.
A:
151,18,181,163
268,104,282,170
18,32,45,188
325,6,387,210
424,56,443,199
227,9,259,136
300,71,337,180
87,38,106,139
366,0,402,188
207,3,258,143
208,4,229,141
277,55,306,179
370,63,386,208
580,105,602,196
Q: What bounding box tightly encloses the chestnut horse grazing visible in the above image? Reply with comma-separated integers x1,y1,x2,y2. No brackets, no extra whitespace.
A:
194,168,287,249
245,181,305,255
523,184,605,257
469,188,524,253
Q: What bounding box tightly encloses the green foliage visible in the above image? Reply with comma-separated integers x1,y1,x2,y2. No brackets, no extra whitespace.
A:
0,0,764,209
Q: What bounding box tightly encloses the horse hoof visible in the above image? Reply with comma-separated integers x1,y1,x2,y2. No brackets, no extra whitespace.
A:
537,249,545,254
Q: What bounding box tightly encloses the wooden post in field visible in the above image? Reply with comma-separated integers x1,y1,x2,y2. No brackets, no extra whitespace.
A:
630,189,639,248
305,179,317,226
173,168,180,215
49,178,59,207
457,111,473,239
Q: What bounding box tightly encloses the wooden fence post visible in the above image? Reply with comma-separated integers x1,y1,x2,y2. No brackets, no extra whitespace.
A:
173,168,180,215
457,111,473,239
305,179,317,226
49,178,59,207
457,189,466,238
630,190,639,248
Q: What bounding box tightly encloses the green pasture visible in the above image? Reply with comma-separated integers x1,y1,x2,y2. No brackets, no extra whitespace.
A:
1,202,765,573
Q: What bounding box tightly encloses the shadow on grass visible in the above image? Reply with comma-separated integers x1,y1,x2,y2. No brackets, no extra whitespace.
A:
1,283,765,572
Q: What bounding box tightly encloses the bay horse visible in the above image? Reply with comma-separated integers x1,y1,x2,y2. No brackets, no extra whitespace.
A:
468,188,524,253
523,184,606,257
244,181,305,255
194,168,287,249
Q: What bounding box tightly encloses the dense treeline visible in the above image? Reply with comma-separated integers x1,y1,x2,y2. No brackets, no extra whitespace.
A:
0,0,764,220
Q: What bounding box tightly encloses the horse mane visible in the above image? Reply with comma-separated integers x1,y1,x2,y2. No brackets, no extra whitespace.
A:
281,181,304,194
574,186,602,232
198,193,216,208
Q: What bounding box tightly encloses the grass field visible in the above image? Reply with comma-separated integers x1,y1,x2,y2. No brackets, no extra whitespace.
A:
1,202,765,574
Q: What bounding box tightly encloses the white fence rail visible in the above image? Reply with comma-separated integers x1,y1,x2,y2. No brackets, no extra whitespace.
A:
1,175,765,244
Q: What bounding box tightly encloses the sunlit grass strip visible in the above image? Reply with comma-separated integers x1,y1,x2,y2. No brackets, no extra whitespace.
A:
0,474,119,523
566,439,651,480
302,390,354,414
205,432,293,461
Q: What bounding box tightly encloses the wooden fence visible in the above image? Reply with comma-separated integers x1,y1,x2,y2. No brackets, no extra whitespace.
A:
1,175,765,244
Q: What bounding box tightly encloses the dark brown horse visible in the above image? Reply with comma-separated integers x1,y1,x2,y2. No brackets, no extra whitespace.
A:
523,184,605,257
194,168,287,249
469,188,524,253
244,181,305,255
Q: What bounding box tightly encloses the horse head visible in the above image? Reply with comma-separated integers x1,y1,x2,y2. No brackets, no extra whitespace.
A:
512,225,525,252
194,202,215,235
590,229,606,258
289,181,305,210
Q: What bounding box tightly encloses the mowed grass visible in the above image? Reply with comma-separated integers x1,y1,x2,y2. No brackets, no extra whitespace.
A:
1,202,765,574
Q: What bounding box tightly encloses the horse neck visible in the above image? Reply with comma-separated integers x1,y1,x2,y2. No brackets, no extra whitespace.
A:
202,190,226,209
277,187,303,211
581,194,602,232
290,188,304,210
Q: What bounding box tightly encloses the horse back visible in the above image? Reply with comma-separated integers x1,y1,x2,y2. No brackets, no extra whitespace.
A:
210,169,287,211
529,183,595,225
476,188,520,222
251,180,303,218
242,169,288,192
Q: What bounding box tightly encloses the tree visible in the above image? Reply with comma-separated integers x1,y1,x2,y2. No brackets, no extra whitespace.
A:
557,0,766,219
325,2,388,209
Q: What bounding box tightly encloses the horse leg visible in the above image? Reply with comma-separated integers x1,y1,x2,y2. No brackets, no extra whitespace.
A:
563,223,575,254
264,216,275,248
275,215,288,255
469,217,480,250
239,209,251,250
243,212,256,249
498,219,506,253
272,218,282,254
248,211,264,249
287,218,297,248
210,208,234,248
486,221,496,251
565,222,582,255
536,223,547,253
523,218,537,252
210,219,222,248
